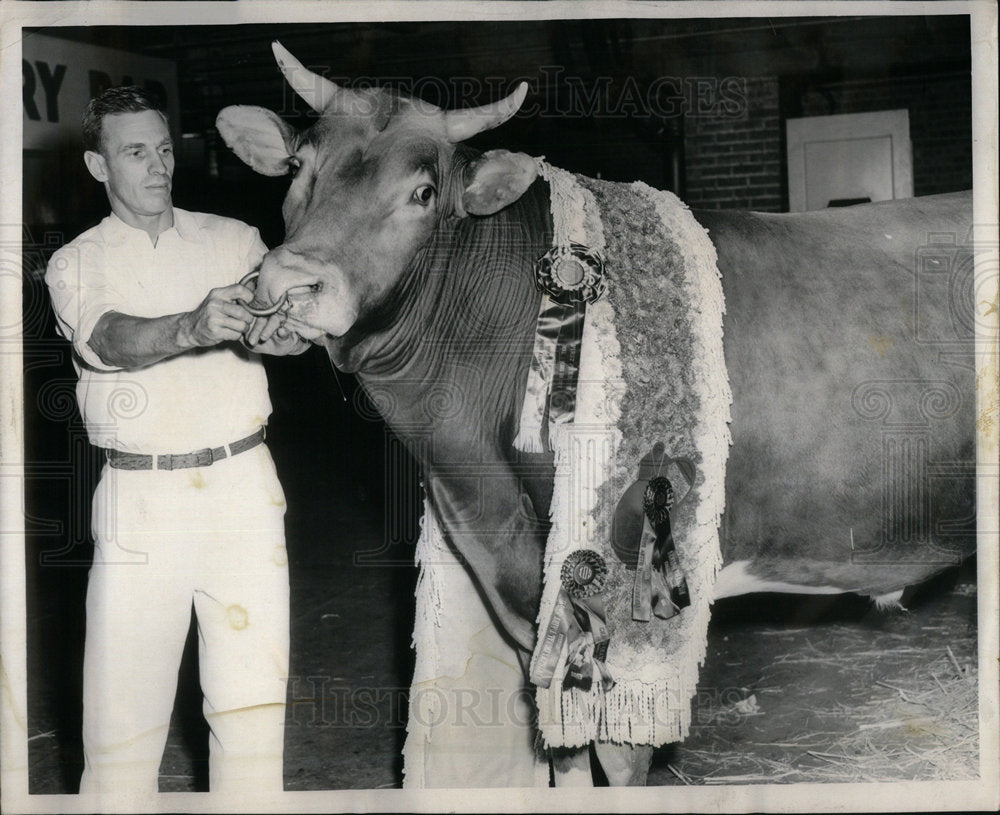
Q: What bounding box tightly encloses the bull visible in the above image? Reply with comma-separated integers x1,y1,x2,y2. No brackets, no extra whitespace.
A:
216,42,975,787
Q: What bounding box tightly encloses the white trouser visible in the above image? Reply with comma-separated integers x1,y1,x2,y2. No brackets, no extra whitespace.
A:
80,443,290,796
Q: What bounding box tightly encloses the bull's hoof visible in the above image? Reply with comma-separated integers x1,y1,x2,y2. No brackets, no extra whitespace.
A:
868,588,907,611
594,741,654,786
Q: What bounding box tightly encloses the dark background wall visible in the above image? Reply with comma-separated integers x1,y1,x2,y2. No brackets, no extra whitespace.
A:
20,15,974,791
24,16,972,243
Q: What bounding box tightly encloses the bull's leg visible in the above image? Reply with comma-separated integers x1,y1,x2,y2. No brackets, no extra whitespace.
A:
593,741,654,786
550,746,593,786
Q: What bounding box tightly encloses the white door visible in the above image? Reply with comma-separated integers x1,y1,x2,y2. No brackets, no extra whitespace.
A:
786,109,913,212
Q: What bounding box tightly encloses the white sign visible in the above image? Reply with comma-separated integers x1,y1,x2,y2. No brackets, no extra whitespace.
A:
22,32,179,151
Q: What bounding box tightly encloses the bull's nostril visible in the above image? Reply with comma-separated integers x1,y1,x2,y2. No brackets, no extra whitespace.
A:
285,281,323,299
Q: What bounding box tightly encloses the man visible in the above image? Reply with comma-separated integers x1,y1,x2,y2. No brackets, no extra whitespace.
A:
44,86,308,797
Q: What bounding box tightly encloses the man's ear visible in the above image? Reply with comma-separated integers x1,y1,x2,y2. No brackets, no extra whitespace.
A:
215,105,298,177
84,150,108,184
461,150,538,216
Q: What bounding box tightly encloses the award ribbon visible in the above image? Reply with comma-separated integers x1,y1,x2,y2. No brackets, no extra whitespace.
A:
632,476,691,622
530,550,614,692
514,245,606,453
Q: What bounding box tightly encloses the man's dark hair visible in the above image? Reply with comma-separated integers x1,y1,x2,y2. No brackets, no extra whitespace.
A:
82,86,167,153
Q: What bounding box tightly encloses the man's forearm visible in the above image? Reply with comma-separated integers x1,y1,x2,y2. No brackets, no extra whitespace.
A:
87,282,255,369
88,310,198,369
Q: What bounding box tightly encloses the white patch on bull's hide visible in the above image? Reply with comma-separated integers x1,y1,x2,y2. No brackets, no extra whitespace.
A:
714,560,844,599
713,562,913,607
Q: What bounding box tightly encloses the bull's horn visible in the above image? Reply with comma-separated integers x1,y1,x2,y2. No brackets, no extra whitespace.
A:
444,81,529,143
272,40,339,113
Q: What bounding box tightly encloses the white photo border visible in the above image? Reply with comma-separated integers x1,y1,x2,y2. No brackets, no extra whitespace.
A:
2,1,997,813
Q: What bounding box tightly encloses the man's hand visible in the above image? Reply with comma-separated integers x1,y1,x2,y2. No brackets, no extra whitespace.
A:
243,311,284,347
178,283,255,347
243,312,311,356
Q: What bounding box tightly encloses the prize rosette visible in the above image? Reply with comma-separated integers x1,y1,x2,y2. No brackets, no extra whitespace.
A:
560,549,609,599
534,243,607,305
515,243,607,453
631,471,691,623
643,476,675,528
559,549,613,691
532,549,614,692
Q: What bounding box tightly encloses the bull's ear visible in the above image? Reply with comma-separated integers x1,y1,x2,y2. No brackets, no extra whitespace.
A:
461,150,538,216
216,105,297,177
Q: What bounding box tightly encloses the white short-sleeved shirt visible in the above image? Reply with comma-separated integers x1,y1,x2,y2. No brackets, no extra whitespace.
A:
45,208,273,453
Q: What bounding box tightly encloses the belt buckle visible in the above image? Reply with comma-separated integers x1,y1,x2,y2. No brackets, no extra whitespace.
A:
191,448,214,468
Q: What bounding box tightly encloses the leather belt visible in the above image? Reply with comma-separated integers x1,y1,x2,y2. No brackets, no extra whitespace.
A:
106,427,266,471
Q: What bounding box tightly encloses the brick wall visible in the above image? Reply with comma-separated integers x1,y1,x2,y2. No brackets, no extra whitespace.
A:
682,71,972,212
799,72,972,197
683,77,784,212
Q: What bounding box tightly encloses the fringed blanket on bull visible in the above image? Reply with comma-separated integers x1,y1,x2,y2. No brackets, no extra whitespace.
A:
407,160,731,765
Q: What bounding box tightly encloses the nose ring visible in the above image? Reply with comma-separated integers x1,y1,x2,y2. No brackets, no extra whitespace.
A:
240,270,288,317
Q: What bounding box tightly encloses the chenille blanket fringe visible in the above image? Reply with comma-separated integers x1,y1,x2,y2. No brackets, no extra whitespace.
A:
402,498,444,787
530,168,732,748
404,500,551,787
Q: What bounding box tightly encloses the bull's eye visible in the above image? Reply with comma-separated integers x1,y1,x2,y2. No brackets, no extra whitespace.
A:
287,157,302,178
413,184,436,206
